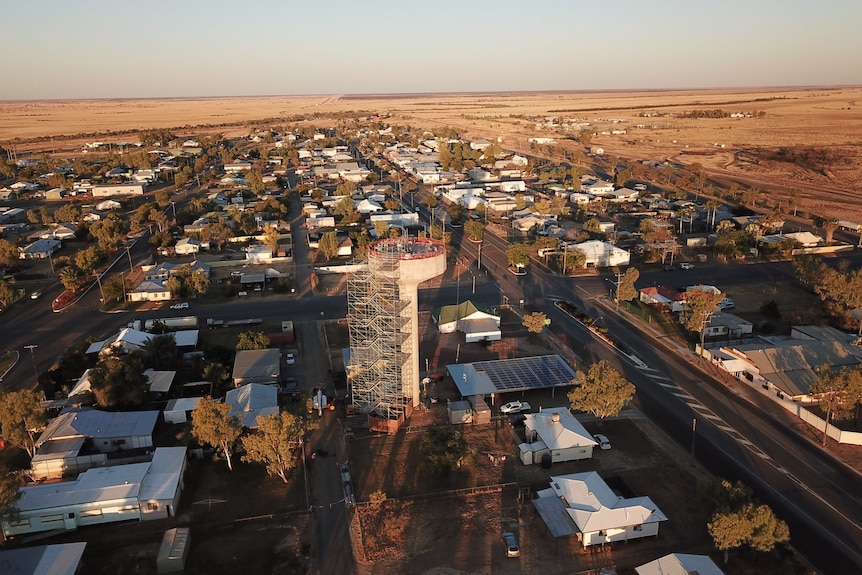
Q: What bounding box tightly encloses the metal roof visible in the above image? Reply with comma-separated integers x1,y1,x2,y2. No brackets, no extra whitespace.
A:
447,355,577,396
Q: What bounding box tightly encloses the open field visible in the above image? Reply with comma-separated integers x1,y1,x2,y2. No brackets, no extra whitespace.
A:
3,87,862,220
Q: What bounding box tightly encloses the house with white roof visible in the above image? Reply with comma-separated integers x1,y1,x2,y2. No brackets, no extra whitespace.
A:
225,383,279,428
569,240,630,267
356,199,383,214
19,238,61,260
175,237,202,255
582,180,615,196
5,447,187,537
636,553,724,575
518,407,597,465
92,183,145,197
0,542,87,575
533,471,668,547
127,279,171,303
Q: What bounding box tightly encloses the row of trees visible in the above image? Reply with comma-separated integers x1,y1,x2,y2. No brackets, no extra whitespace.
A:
190,397,316,481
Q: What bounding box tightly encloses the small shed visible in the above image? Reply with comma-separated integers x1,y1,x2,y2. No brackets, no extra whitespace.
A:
469,395,491,424
157,527,190,573
447,400,473,424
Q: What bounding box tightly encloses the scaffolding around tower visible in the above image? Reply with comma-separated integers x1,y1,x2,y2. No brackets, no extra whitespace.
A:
347,237,446,433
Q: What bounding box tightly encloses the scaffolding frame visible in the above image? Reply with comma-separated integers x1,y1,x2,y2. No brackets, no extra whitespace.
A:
347,247,412,423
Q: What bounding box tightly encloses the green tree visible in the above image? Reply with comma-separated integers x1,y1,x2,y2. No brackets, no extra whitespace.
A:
247,170,265,194
583,218,601,234
0,282,15,308
0,465,22,529
319,231,340,260
242,412,317,483
186,269,210,297
420,426,472,473
708,503,789,564
447,203,464,225
59,266,82,292
236,331,270,350
89,214,127,251
88,353,148,408
0,391,46,458
155,189,171,207
0,239,18,268
334,197,358,224
514,193,526,210
141,334,178,370
191,397,243,471
615,268,640,307
522,311,547,334
810,365,862,446
102,273,127,303
506,243,529,270
568,359,636,421
75,245,103,274
682,287,725,350
465,220,485,242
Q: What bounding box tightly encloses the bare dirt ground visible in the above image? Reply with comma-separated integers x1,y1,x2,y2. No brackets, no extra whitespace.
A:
3,86,862,220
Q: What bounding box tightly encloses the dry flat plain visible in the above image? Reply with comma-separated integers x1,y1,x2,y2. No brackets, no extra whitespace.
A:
2,86,862,220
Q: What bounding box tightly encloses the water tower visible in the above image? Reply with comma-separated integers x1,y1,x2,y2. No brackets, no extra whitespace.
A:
347,237,446,432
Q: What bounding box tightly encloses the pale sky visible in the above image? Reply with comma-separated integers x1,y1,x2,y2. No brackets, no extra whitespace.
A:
3,0,860,100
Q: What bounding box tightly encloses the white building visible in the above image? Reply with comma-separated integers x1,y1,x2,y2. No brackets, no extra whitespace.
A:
636,553,725,575
92,183,145,197
570,240,630,267
533,471,668,547
4,447,188,538
225,383,279,428
518,407,597,465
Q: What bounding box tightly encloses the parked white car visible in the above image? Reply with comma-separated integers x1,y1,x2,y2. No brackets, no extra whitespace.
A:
170,302,189,310
678,262,695,270
500,401,531,414
593,433,612,450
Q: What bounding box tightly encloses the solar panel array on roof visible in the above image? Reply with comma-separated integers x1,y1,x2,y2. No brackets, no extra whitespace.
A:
448,355,576,396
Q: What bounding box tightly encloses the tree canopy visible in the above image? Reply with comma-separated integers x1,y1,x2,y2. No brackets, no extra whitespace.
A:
242,412,317,483
701,478,790,564
506,243,530,269
88,352,148,408
810,365,862,445
0,391,46,458
522,311,547,334
568,359,636,421
682,287,725,349
236,331,270,351
420,426,472,473
191,397,243,471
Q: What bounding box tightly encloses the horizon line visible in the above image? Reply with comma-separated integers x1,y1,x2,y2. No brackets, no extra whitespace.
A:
2,84,860,104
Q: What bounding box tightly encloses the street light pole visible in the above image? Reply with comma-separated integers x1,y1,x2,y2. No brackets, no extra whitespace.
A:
24,345,38,380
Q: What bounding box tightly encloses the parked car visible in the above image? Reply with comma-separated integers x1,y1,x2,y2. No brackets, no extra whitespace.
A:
594,433,611,450
279,377,297,393
662,265,675,272
501,532,520,558
170,302,189,309
500,401,531,414
718,298,735,311
633,183,647,192
286,352,295,365
678,262,695,270
508,413,527,427
30,291,42,300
